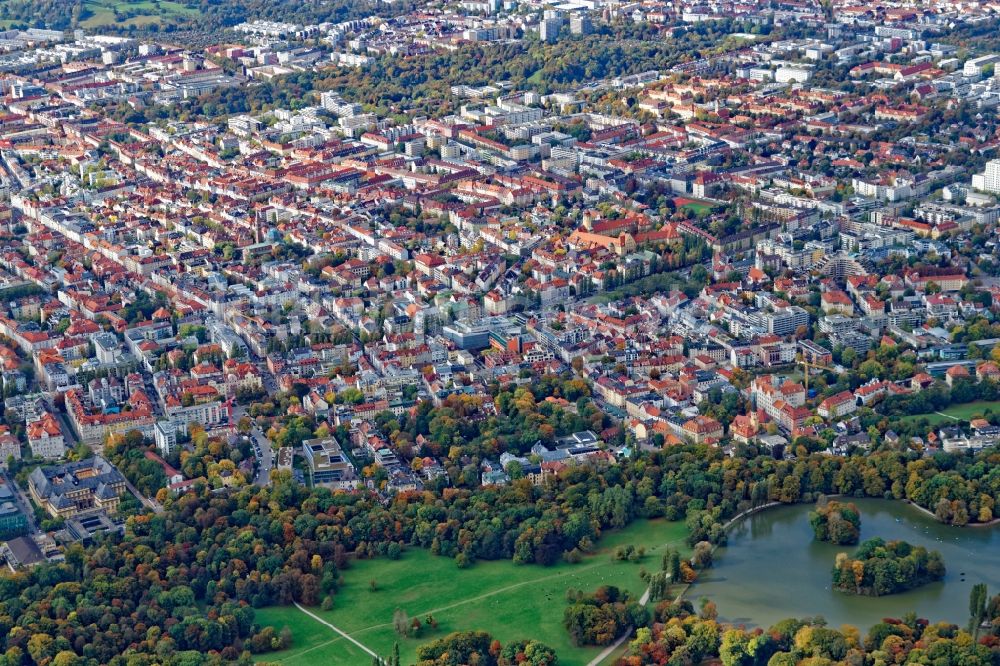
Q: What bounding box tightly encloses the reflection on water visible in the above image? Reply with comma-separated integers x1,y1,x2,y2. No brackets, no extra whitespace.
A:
691,498,1000,630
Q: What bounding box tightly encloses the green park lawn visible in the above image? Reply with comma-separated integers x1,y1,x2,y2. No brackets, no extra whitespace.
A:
899,412,954,428
80,0,197,28
899,399,1000,427
256,518,689,666
253,607,373,666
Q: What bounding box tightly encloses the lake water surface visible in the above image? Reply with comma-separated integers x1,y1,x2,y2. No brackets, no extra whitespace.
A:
690,498,1000,629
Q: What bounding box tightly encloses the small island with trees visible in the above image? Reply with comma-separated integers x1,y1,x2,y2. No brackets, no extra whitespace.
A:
810,498,862,545
832,538,946,597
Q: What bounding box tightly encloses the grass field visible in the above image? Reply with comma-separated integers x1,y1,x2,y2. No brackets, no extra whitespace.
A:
253,607,373,665
899,400,1000,427
80,0,197,28
256,518,689,666
672,197,715,215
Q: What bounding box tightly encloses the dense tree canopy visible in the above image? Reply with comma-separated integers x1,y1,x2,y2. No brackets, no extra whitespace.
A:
564,586,648,647
832,538,945,597
809,499,861,546
620,593,1000,666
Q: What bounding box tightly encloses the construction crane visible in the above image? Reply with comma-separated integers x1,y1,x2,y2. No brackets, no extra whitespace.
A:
797,356,835,393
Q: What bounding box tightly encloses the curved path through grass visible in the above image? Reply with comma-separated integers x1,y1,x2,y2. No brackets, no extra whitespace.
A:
257,518,689,666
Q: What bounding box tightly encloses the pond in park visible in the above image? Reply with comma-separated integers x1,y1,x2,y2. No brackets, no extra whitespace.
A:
691,498,1000,629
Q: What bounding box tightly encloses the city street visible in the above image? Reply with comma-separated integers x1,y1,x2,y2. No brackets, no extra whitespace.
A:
251,427,274,486
233,395,275,487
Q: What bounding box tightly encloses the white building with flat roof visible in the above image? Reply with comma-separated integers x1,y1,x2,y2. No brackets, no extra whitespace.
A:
972,160,1000,194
